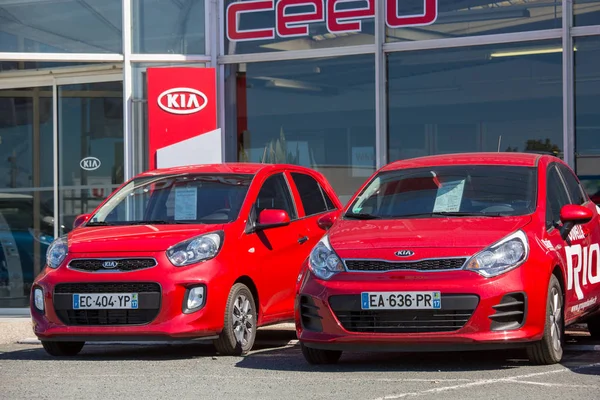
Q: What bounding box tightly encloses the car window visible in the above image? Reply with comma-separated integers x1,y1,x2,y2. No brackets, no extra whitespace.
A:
347,165,537,219
255,173,297,220
290,172,337,217
89,174,253,225
546,165,571,230
557,164,587,205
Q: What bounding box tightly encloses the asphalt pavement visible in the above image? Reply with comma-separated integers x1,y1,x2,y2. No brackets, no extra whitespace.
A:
0,320,599,400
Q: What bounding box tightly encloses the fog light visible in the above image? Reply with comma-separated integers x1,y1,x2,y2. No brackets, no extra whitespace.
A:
34,288,44,312
184,286,206,313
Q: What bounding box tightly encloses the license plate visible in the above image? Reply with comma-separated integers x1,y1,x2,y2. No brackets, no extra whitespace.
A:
73,293,139,310
361,291,441,310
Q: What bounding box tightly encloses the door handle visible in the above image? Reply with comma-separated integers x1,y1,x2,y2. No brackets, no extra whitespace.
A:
298,236,309,244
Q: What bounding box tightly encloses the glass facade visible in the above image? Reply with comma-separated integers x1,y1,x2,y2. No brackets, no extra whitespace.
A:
225,55,376,201
387,40,563,161
0,0,122,53
0,0,599,308
386,0,562,42
132,0,206,54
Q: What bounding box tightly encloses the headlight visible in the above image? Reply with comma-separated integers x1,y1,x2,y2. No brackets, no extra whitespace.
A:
167,231,223,267
46,236,68,269
465,230,529,278
308,235,344,280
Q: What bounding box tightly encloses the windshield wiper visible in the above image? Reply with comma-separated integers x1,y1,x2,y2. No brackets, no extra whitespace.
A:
344,212,381,220
391,211,506,218
85,221,113,226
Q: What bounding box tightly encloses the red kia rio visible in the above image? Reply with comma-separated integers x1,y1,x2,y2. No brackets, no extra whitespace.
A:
295,152,600,365
30,163,341,357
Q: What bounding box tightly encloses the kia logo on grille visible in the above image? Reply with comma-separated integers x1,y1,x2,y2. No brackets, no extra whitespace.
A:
395,250,414,257
102,261,118,269
157,87,208,115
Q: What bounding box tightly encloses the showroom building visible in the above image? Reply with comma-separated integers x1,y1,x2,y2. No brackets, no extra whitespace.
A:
0,0,600,310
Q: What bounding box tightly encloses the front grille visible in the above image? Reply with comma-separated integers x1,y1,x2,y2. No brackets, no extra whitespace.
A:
55,309,158,326
344,258,467,272
54,282,160,294
329,294,478,333
68,258,157,272
53,282,161,326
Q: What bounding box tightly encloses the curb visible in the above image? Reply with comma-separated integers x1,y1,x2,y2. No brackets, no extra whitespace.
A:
17,338,299,347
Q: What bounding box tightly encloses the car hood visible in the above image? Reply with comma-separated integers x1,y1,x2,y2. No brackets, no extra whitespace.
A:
67,224,225,253
328,216,533,253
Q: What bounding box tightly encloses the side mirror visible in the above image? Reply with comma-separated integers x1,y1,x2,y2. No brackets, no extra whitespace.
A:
255,209,291,231
317,213,337,230
73,213,91,229
559,205,593,240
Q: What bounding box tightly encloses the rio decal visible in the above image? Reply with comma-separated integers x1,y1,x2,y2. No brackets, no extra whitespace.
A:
565,242,600,300
226,0,438,42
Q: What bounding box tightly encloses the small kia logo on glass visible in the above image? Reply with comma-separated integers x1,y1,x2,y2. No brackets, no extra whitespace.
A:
395,250,414,257
102,261,118,269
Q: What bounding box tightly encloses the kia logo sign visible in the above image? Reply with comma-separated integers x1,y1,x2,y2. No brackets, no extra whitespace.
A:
80,157,101,171
157,87,208,115
102,261,118,269
395,250,414,257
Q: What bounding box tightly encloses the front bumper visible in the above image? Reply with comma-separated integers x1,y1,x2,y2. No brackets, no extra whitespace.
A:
30,252,231,342
295,263,549,352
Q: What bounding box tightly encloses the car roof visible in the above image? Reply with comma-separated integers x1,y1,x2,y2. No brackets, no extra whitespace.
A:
137,162,313,177
381,152,546,171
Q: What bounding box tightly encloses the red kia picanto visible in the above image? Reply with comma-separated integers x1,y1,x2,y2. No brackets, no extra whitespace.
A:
31,163,341,357
296,153,600,365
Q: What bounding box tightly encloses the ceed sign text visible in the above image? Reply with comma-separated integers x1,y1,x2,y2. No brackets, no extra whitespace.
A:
227,0,438,42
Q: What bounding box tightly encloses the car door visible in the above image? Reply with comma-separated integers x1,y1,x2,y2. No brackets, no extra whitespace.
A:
243,172,310,319
544,163,579,323
288,171,340,248
556,163,600,320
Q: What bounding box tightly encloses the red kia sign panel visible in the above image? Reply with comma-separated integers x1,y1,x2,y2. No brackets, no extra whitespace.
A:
226,0,438,42
147,67,217,170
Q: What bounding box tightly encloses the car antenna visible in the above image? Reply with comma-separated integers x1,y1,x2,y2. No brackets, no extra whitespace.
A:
497,135,502,152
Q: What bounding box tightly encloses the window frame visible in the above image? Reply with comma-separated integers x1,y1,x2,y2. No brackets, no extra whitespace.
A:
545,163,573,231
290,172,337,218
556,163,588,206
251,172,299,224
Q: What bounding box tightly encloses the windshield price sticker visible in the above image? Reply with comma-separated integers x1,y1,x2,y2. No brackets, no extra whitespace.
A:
73,293,139,310
174,187,198,220
361,291,441,310
433,179,466,213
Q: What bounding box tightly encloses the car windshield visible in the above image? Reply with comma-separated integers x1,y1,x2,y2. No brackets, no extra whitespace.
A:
87,173,253,226
346,165,537,219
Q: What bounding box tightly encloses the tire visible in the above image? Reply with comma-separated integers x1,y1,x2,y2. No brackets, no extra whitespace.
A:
300,342,342,365
41,341,85,357
527,275,564,365
587,317,600,338
213,283,257,356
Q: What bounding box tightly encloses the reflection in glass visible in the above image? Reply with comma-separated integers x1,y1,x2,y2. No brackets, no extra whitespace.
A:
0,0,122,53
0,87,54,307
387,0,561,43
574,0,600,27
387,40,563,162
132,0,206,54
58,81,124,235
574,35,600,204
225,55,375,203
